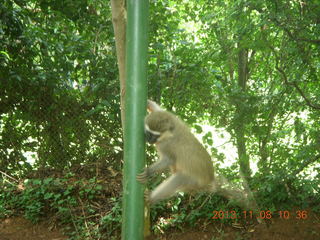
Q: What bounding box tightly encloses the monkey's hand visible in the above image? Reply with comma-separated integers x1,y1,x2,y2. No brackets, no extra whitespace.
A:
136,168,151,183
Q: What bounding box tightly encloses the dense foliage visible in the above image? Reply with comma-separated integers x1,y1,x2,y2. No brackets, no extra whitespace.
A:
0,0,122,174
0,0,319,239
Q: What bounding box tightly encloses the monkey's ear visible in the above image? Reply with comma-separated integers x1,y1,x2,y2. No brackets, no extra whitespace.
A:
147,100,163,112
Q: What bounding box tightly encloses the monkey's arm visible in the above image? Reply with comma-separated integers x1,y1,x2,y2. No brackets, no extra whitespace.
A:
137,156,172,183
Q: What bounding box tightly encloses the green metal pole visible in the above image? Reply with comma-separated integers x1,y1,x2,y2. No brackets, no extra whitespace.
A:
122,1,149,240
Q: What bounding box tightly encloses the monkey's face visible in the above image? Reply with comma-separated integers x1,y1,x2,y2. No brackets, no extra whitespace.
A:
144,111,175,144
144,124,161,144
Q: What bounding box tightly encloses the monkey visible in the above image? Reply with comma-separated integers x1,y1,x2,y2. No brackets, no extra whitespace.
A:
136,100,263,225
136,100,215,204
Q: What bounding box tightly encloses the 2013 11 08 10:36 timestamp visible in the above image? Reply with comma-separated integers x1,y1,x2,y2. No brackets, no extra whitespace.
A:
212,210,308,220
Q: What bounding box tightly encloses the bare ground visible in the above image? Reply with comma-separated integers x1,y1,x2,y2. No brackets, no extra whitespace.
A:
1,210,319,240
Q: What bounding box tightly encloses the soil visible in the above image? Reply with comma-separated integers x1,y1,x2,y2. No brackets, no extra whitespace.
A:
0,217,67,240
150,209,320,240
1,211,319,240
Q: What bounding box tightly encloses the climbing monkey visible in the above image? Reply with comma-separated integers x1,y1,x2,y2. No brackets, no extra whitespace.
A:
137,100,262,225
137,100,215,204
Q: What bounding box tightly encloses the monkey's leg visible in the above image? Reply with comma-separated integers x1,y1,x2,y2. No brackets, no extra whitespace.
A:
149,173,197,204
137,156,172,183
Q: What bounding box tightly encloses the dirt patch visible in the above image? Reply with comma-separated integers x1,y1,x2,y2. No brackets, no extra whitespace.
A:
0,217,67,240
1,210,319,240
149,210,320,240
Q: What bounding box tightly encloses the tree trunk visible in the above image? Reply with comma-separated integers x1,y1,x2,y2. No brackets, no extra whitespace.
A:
111,0,126,129
235,47,251,181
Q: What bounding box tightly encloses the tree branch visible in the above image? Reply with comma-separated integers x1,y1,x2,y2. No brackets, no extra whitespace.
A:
272,18,320,45
275,65,320,110
292,154,320,176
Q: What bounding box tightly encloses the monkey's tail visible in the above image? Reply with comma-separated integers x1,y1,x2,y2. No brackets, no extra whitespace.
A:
210,176,248,207
210,175,261,219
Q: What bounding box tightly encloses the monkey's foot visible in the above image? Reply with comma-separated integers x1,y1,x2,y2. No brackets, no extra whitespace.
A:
136,169,150,183
144,189,151,204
